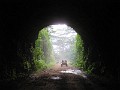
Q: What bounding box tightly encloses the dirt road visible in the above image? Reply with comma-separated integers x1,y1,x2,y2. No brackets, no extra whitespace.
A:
18,64,107,90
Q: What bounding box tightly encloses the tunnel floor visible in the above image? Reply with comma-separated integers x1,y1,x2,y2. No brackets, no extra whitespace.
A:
14,64,107,90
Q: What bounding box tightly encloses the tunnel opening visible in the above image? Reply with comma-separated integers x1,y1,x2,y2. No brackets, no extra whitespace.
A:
0,1,119,90
31,24,94,75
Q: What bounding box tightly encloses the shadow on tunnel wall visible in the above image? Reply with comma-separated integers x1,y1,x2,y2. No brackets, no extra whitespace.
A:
0,0,119,88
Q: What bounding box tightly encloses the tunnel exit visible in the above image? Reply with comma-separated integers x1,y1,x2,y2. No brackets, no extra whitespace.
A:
47,24,77,64
32,24,85,71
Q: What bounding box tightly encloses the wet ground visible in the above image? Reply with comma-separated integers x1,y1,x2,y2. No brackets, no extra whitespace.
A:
16,64,108,90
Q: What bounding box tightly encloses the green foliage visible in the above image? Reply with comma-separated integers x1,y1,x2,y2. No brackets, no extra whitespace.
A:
85,63,95,74
47,59,55,68
5,27,55,81
31,28,55,71
34,60,47,70
73,34,84,68
73,34,94,74
23,60,31,70
11,46,33,80
17,47,32,72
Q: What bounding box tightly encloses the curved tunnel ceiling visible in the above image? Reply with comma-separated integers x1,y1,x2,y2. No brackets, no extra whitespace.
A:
0,0,119,82
0,1,119,55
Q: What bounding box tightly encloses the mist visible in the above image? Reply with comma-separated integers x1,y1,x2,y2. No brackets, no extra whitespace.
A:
47,24,77,63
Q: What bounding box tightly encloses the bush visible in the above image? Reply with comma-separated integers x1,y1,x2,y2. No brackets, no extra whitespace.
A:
34,60,47,70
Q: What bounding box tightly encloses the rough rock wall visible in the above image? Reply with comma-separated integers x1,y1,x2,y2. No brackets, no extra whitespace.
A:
0,1,119,82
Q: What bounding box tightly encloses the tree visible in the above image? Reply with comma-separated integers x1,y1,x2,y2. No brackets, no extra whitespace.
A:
31,28,55,70
73,34,85,69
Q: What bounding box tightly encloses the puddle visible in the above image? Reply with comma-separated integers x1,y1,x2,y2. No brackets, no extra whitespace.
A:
60,69,81,75
60,69,87,78
51,76,62,80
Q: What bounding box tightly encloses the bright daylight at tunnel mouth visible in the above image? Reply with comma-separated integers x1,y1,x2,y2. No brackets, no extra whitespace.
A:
1,23,117,90
31,24,86,75
17,24,99,90
0,1,119,90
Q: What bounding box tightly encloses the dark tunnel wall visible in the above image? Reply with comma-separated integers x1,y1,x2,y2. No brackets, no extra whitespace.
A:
0,1,119,83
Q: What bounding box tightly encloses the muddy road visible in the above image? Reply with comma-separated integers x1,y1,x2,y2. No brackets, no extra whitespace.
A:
17,64,108,90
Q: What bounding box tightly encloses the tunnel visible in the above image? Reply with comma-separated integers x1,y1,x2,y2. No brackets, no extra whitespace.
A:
0,1,119,90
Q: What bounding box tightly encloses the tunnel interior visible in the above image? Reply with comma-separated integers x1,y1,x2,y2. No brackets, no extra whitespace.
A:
0,0,119,89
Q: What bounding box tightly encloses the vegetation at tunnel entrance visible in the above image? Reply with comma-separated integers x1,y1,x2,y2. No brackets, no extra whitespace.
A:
72,34,84,69
72,34,94,74
0,24,95,82
14,25,95,81
31,28,55,71
31,25,94,74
